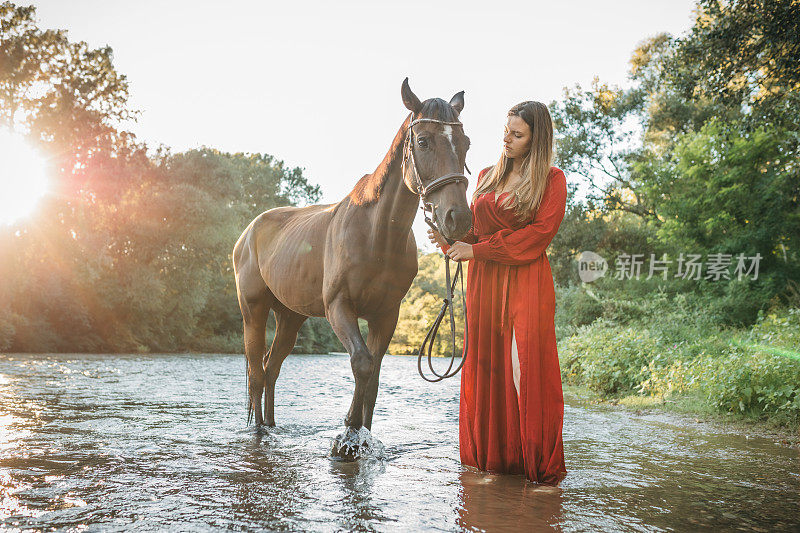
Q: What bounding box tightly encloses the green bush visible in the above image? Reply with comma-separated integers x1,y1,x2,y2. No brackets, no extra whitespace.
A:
698,349,800,426
698,308,800,426
638,359,698,398
560,322,663,396
555,284,603,340
692,278,775,328
601,307,800,428
748,307,800,349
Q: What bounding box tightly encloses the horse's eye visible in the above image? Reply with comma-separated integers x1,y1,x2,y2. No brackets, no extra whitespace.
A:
417,137,429,149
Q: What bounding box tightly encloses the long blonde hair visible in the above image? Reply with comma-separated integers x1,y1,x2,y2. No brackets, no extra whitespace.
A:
473,101,554,221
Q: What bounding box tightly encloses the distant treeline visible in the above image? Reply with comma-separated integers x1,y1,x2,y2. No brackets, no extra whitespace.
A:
1,1,798,361
0,3,335,353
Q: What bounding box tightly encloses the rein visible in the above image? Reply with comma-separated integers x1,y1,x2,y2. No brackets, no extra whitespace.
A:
417,217,469,382
401,115,470,382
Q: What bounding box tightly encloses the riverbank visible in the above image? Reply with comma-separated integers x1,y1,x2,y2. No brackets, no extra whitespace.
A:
564,384,800,448
557,303,800,444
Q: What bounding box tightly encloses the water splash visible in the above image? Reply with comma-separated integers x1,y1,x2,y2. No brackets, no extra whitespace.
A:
330,427,386,461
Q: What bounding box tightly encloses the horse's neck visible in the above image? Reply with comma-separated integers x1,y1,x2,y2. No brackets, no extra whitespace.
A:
368,121,419,255
371,159,418,253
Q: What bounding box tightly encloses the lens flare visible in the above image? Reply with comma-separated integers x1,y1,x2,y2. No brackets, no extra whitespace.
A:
0,129,50,226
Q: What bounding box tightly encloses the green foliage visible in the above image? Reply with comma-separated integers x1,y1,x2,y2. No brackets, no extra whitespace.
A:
0,4,330,354
548,0,800,329
293,317,343,355
551,79,656,220
548,203,663,289
389,252,464,356
561,322,662,396
0,2,133,145
699,350,800,426
749,307,800,350
553,284,603,340
672,0,800,122
655,117,799,276
561,305,800,427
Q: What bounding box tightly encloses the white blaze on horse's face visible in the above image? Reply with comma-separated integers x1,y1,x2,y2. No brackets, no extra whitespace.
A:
442,125,455,154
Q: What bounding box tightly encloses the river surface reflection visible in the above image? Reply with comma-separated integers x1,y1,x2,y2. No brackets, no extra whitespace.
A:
0,353,797,531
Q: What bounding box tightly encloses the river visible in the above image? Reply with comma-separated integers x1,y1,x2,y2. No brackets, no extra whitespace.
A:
0,353,797,531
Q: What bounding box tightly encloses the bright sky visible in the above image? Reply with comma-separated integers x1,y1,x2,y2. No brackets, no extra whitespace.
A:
33,0,697,249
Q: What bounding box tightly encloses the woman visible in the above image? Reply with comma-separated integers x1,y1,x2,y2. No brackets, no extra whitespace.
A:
429,101,568,485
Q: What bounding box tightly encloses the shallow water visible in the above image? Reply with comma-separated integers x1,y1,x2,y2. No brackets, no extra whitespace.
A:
0,353,797,532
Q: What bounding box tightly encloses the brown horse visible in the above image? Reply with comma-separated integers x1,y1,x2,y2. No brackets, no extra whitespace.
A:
232,79,471,453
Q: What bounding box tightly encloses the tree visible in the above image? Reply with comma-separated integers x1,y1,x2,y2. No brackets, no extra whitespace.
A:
0,3,330,353
672,0,800,125
548,0,799,322
0,1,136,172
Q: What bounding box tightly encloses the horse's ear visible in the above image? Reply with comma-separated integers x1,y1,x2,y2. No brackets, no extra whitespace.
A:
449,90,465,116
401,77,422,113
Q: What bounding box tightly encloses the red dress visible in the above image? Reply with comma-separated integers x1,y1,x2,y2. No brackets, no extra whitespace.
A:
442,166,568,485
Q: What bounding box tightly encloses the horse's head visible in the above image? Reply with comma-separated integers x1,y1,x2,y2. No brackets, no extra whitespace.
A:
401,78,472,241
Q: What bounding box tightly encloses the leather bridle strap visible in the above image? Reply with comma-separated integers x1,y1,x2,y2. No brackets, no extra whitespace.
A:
419,172,468,197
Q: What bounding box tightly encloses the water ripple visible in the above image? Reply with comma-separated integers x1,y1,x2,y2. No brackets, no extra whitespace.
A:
0,353,797,531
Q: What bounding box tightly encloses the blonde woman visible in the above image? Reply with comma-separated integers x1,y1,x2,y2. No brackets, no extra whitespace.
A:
429,101,568,485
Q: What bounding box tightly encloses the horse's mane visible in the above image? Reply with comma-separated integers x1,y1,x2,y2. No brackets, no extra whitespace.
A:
348,98,459,206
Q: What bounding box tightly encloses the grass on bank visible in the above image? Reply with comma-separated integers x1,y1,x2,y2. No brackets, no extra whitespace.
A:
556,282,800,435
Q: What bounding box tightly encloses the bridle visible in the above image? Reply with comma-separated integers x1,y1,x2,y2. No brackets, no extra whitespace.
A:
401,116,470,214
401,115,471,382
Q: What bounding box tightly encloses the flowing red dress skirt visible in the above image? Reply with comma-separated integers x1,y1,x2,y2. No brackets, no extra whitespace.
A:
446,166,568,485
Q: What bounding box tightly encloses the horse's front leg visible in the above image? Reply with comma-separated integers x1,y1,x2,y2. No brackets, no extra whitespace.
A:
362,307,400,431
326,298,373,430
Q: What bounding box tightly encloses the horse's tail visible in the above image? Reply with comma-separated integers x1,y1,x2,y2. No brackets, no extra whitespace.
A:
246,356,253,426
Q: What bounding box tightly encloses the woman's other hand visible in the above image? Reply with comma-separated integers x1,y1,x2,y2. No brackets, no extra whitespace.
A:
427,228,449,249
446,242,474,262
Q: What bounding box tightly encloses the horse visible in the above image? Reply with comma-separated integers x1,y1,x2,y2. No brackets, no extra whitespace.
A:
232,78,472,456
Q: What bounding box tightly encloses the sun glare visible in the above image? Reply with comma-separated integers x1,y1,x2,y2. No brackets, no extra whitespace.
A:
0,129,51,226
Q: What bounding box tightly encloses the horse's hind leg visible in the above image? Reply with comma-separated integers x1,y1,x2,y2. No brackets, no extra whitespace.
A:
239,293,270,427
264,308,306,427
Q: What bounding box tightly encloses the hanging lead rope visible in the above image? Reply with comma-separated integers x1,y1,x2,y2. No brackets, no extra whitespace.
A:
417,213,468,382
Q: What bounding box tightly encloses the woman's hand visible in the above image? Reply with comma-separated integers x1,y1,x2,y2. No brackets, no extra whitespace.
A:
446,241,474,262
427,227,449,249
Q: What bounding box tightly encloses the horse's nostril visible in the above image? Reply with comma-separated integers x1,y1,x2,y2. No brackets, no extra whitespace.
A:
445,209,457,231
